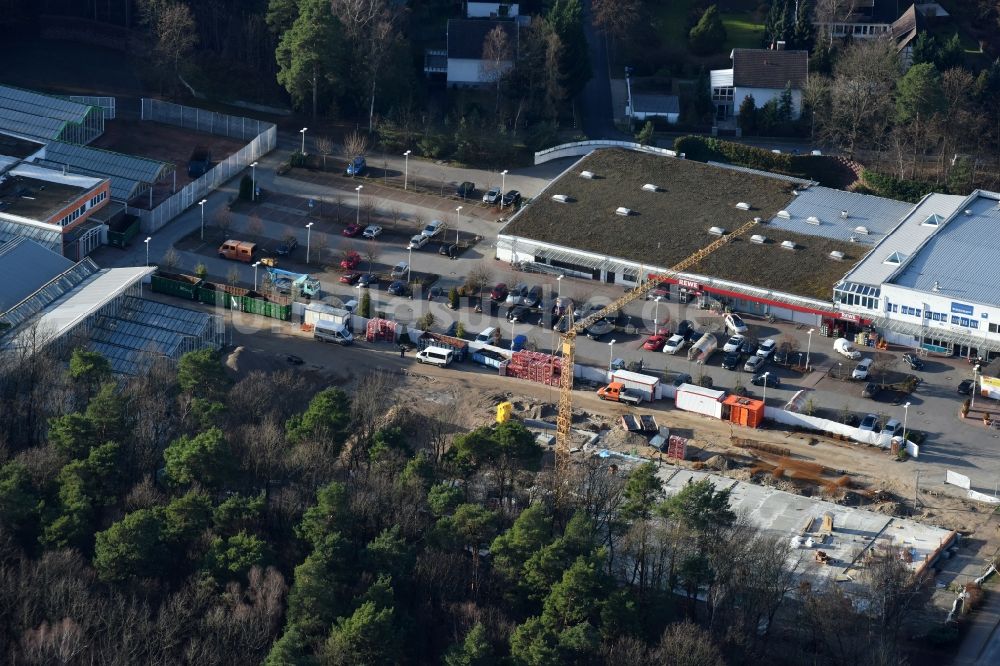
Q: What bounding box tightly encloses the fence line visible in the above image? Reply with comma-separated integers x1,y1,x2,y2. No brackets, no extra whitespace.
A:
69,96,116,120
138,99,276,233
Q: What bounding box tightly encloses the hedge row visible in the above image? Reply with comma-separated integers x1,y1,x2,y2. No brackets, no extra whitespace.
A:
673,135,803,174
860,169,942,203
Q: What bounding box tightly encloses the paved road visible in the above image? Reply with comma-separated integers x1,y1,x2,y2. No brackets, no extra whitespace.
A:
580,0,625,139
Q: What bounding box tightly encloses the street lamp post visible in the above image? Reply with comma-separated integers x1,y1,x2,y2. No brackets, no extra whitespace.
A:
500,169,508,207
653,296,662,333
455,206,462,243
144,236,151,266
403,150,411,190
306,222,314,264
198,199,207,240
806,328,815,370
761,372,770,406
903,401,911,442
972,365,980,410
355,185,363,226
608,339,617,372
250,161,258,201
252,261,261,290
299,127,307,154
625,66,634,131
510,321,515,351
407,247,412,283
556,274,564,302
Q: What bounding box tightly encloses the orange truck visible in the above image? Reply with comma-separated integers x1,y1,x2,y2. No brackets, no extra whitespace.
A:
597,382,643,405
217,240,257,263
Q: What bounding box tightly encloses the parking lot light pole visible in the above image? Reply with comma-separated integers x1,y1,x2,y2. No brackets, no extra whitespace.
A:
299,127,307,154
407,247,412,283
252,261,261,290
608,339,616,372
306,222,314,264
455,206,462,243
557,274,563,302
403,150,411,190
761,372,770,406
903,401,911,442
250,161,258,201
972,365,979,410
198,199,207,240
355,185,363,226
806,328,815,370
500,169,508,206
144,236,151,266
653,296,662,332
510,322,515,351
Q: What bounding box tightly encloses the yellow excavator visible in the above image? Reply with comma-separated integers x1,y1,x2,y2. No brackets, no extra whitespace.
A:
554,218,761,478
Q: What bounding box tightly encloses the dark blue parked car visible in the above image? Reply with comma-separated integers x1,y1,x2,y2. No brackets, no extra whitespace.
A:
346,156,366,176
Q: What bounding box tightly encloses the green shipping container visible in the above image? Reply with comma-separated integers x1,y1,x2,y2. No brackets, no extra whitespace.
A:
151,274,202,300
107,217,140,248
241,296,291,321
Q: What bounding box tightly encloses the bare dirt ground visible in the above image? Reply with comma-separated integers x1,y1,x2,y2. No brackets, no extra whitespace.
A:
225,318,992,535
89,118,246,207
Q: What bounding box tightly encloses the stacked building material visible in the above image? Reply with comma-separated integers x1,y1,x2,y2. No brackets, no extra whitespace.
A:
499,350,562,386
366,318,397,342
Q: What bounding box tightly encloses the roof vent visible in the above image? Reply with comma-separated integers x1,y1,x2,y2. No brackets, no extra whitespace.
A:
708,226,726,236
965,209,973,215
922,214,941,226
806,216,821,225
932,280,940,292
580,170,596,179
615,207,632,216
854,226,869,235
754,216,763,223
849,235,857,243
883,251,905,265
792,189,800,196
780,240,797,250
776,210,791,219
551,194,571,203
841,210,849,219
829,250,845,261
750,234,767,244
642,183,659,192
736,202,751,210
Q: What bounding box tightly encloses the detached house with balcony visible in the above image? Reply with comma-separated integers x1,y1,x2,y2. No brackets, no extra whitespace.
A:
711,47,808,123
425,18,519,88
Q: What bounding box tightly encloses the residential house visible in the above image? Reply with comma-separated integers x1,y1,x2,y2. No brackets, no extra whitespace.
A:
711,47,808,122
466,2,519,18
627,94,680,124
437,19,518,88
812,0,901,40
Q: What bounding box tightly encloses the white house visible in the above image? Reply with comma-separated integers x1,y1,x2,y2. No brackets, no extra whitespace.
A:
711,48,808,122
627,94,680,124
444,19,518,87
466,2,519,18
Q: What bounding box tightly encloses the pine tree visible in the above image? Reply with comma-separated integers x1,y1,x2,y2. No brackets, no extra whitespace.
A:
689,5,727,55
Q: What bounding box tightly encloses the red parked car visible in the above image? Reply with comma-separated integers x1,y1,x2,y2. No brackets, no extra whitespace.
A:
339,271,361,285
490,283,509,301
340,251,361,270
642,335,667,352
342,223,362,237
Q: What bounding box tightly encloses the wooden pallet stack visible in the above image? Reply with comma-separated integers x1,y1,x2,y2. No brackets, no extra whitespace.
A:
366,318,397,342
499,350,562,386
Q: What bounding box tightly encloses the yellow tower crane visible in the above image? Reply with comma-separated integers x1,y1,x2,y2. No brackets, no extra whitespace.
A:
554,218,761,476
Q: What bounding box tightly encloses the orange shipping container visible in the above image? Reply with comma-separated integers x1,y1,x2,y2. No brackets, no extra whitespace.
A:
723,395,765,428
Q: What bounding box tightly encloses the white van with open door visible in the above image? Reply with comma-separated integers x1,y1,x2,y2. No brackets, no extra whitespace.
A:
314,319,353,345
415,346,454,367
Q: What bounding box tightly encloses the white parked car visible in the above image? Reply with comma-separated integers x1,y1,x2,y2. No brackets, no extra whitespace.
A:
362,224,382,239
407,234,429,250
724,313,748,335
834,338,862,360
859,413,879,432
852,357,873,380
756,338,776,359
483,188,501,204
422,219,444,237
663,334,686,355
880,418,903,439
390,261,408,278
723,334,744,353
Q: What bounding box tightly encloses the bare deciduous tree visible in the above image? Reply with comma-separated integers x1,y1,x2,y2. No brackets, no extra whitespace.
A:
465,261,494,308
161,247,180,270
227,266,241,287
315,135,334,170
343,130,369,159
480,24,513,115
312,233,329,265
214,208,233,236
363,240,380,275
821,39,898,157
363,196,377,225
155,2,198,74
247,212,264,237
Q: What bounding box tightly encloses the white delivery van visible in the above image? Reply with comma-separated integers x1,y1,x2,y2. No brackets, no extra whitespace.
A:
415,345,454,367
314,319,353,345
475,327,498,344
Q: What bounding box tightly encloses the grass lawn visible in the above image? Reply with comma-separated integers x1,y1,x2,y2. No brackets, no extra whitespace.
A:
721,13,766,50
